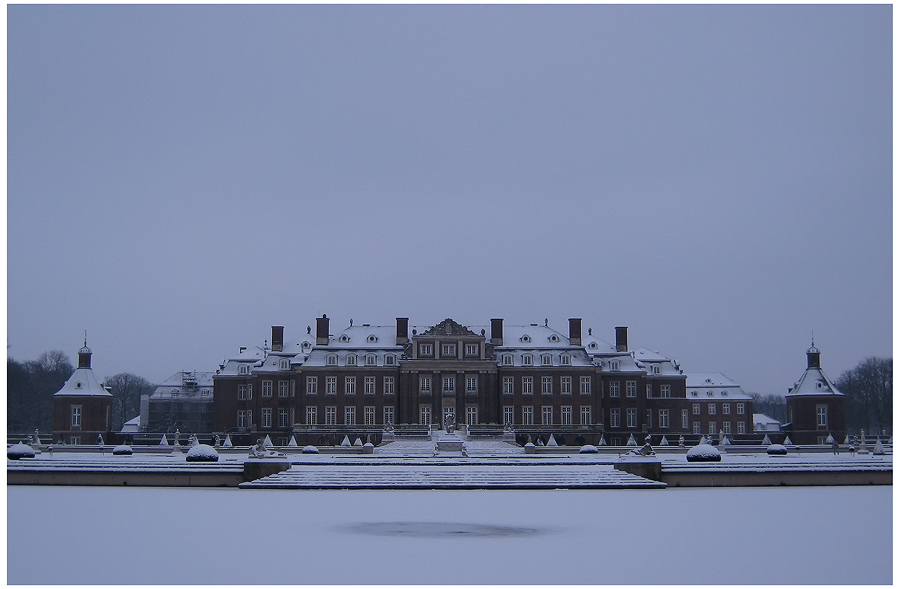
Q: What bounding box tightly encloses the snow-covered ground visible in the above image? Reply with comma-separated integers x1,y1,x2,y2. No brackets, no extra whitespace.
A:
7,485,891,585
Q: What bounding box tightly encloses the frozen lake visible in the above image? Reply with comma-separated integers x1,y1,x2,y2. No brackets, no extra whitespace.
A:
7,485,892,585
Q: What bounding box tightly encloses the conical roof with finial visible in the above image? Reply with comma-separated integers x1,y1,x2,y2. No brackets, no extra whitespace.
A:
54,338,112,397
786,339,843,398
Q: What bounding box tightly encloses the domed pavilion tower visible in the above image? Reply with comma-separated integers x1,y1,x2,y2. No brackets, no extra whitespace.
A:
52,339,113,445
784,341,846,445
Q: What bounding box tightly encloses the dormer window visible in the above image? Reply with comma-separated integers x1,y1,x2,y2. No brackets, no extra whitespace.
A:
239,365,249,375
326,354,337,366
520,335,531,343
522,354,533,366
541,354,552,366
707,390,714,397
339,334,350,343
691,391,698,397
589,342,597,349
365,354,377,366
549,334,559,343
302,342,310,349
367,334,378,343
384,354,396,365
346,354,357,366
652,366,661,374
419,344,433,357
280,359,289,370
561,355,571,365
501,354,513,365
609,361,620,371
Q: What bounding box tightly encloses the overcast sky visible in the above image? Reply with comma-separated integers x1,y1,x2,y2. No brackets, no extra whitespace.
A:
7,5,892,398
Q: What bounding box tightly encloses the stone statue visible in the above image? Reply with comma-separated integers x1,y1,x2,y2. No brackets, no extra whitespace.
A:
444,412,455,433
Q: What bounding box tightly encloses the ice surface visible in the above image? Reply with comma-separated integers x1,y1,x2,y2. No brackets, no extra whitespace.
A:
6,485,891,585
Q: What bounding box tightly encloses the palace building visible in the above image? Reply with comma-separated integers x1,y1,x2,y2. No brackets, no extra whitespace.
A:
211,316,728,446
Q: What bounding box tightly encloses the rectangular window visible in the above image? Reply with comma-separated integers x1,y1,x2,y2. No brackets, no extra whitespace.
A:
421,376,431,393
709,422,717,435
816,405,828,427
693,422,701,434
465,343,478,357
420,344,433,357
722,403,731,415
278,381,289,398
262,408,272,428
365,354,377,366
737,403,745,415
723,421,731,434
646,384,653,398
659,409,670,428
660,385,671,398
345,406,356,426
345,377,356,395
542,406,553,425
442,343,456,357
580,377,591,395
239,385,249,400
541,354,552,366
383,406,395,425
542,376,552,395
682,409,688,429
306,377,318,395
420,406,431,425
503,406,514,425
610,408,620,428
708,404,716,415
278,409,289,428
466,406,478,426
626,408,637,428
522,406,534,426
306,407,317,425
364,377,375,395
262,380,273,397
560,355,571,365
503,377,514,395
443,376,455,393
646,409,652,429
346,355,357,366
737,421,745,434
326,377,337,395
580,406,591,425
561,406,572,425
364,406,375,426
466,376,477,394
237,410,247,428
71,405,82,429
522,377,533,395
693,403,700,415
325,406,336,425
609,382,620,397
626,381,636,397
384,377,395,395
561,377,572,395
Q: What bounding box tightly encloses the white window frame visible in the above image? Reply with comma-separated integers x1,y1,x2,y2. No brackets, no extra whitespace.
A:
262,380,273,397
365,354,377,366
522,406,534,426
692,403,700,415
580,377,591,395
466,406,478,426
466,376,477,394
306,377,318,395
503,377,514,395
364,376,375,395
385,354,396,366
561,405,572,425
609,408,620,428
609,382,620,397
542,406,553,425
420,344,433,357
443,376,455,393
737,403,745,415
503,406,514,425
560,355,571,366
71,405,82,429
722,403,731,415
465,343,479,357
306,407,317,425
626,408,637,428
561,376,572,395
420,406,431,425
262,408,272,428
442,343,456,357
682,409,688,429
522,377,533,395
708,403,716,415
237,410,247,428
816,405,828,427
661,385,671,398
326,354,337,366
737,421,746,434
659,409,669,428
346,354,357,366
541,354,552,366
364,406,375,425
278,408,289,428
421,376,431,394
522,354,533,366
325,377,337,395
693,422,701,434
541,376,552,395
345,406,356,425
278,381,289,398
345,376,356,395
626,381,636,398
502,354,513,365
580,406,591,425
325,406,336,425
384,376,395,395
383,406,395,425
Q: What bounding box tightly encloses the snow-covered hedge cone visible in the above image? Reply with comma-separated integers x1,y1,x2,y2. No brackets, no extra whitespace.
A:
766,444,788,456
7,442,35,460
579,445,599,454
185,444,219,462
686,444,721,462
112,445,133,456
301,445,319,454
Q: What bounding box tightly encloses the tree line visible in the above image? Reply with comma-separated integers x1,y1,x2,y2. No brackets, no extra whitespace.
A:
7,350,155,435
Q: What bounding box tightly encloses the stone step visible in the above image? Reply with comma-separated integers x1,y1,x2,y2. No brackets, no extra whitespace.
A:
239,465,666,489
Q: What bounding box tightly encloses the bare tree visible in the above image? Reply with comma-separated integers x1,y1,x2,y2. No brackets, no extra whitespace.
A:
836,357,892,435
103,373,156,430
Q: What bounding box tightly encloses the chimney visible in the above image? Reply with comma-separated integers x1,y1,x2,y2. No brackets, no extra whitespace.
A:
615,327,628,352
568,318,582,346
316,314,330,345
271,326,284,352
491,318,504,346
396,318,409,345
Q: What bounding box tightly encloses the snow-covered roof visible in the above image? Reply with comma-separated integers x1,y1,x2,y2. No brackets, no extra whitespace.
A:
491,323,575,349
685,372,751,400
53,367,112,397
753,414,781,425
319,325,404,349
120,415,141,433
150,371,215,400
786,366,843,397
